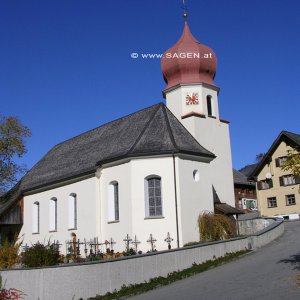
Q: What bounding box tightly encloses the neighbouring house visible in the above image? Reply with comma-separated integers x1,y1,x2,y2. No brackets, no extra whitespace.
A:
239,164,257,178
233,169,257,210
0,20,236,252
250,131,300,218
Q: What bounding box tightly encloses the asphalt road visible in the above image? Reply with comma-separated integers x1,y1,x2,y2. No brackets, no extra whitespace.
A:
130,221,300,300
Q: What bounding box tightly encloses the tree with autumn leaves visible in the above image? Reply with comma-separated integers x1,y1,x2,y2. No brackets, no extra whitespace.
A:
0,115,31,192
281,148,300,177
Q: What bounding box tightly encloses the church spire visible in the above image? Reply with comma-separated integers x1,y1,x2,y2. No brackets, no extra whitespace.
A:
182,0,188,20
160,20,217,95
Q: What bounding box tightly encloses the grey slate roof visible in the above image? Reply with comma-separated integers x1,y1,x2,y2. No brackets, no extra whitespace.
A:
0,103,215,215
214,203,242,215
233,169,255,187
250,130,300,179
284,131,300,145
239,164,257,178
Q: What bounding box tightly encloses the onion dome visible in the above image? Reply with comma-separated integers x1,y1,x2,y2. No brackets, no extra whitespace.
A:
161,21,217,93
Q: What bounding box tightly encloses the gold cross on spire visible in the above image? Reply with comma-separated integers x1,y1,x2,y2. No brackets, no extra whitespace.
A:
182,0,188,19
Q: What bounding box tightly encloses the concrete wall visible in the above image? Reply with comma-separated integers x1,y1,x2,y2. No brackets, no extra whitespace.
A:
238,218,275,235
1,220,284,300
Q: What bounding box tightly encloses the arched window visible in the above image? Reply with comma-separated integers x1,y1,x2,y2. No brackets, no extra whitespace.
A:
206,95,213,116
32,201,40,233
68,193,77,229
108,181,119,222
49,197,57,232
145,176,162,217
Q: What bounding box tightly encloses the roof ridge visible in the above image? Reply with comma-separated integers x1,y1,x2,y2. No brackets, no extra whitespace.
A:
161,105,179,151
282,130,300,138
127,103,163,155
250,130,300,178
53,103,163,149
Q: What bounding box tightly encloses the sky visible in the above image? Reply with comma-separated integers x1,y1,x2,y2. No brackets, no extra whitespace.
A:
0,0,300,173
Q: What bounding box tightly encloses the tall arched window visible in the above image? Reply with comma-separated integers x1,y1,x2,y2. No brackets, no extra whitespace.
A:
49,197,57,232
68,193,77,229
32,201,40,233
145,176,162,217
206,95,213,116
108,181,119,222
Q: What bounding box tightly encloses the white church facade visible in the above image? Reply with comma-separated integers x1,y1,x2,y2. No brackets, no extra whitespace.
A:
0,21,236,253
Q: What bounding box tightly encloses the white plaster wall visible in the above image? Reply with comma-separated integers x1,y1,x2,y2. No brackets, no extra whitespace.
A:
99,162,132,252
166,84,219,123
99,156,216,252
192,117,235,207
176,157,215,245
166,85,235,208
130,157,178,252
19,177,98,252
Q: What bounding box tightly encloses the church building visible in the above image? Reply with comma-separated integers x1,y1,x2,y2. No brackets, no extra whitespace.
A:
0,20,235,252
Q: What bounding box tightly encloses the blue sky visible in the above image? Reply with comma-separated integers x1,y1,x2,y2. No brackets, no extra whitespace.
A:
1,0,299,172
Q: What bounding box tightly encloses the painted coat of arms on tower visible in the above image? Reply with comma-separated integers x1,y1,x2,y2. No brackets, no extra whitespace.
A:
185,92,199,105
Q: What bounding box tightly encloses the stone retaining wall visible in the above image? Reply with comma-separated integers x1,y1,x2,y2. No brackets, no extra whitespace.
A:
0,220,284,300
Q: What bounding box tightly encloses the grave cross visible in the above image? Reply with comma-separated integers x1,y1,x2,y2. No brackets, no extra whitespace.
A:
123,234,132,252
147,234,157,252
109,238,116,251
164,232,174,250
131,235,141,253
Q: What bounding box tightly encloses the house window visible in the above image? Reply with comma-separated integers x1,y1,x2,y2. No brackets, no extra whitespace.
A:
267,197,277,208
108,181,119,222
286,194,296,206
206,95,213,116
257,179,273,190
32,202,40,233
49,197,57,232
68,193,77,230
145,176,162,217
279,175,299,186
275,156,287,167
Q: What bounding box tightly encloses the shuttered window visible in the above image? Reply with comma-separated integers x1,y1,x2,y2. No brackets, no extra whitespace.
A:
279,175,297,186
257,179,273,190
275,156,287,167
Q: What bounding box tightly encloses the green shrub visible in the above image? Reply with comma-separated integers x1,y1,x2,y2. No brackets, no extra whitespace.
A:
122,248,136,256
0,237,22,269
198,211,237,241
22,242,60,268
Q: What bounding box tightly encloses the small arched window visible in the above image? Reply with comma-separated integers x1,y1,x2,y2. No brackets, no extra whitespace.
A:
32,201,40,234
49,197,57,232
145,176,162,217
206,95,213,116
68,193,77,230
108,181,119,222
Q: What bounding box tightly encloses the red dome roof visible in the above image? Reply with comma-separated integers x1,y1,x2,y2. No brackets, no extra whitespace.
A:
161,22,217,93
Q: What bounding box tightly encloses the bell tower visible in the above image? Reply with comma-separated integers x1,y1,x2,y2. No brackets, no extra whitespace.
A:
161,19,235,207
